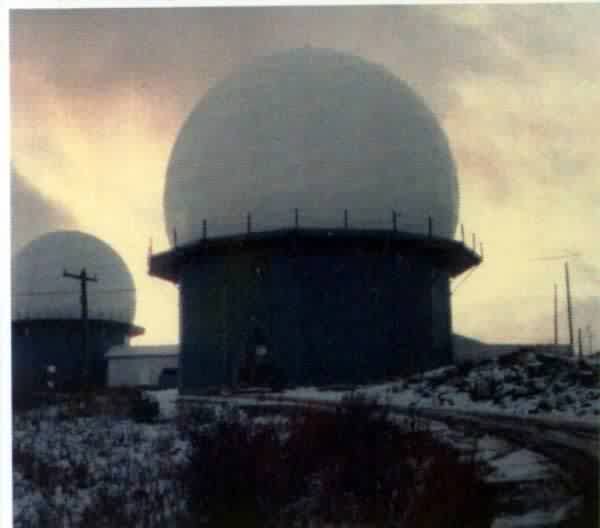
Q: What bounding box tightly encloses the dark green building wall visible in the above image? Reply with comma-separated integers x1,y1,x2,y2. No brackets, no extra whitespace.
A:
12,320,133,393
178,250,453,393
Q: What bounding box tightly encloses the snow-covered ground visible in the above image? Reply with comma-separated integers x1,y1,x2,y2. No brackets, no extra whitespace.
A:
13,351,597,527
13,410,190,527
13,394,575,528
146,388,178,420
283,352,600,424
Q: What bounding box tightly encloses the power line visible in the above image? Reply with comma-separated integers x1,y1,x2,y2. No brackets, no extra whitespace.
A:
14,288,134,297
530,252,581,262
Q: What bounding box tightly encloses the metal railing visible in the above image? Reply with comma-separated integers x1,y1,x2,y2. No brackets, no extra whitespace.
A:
152,209,484,260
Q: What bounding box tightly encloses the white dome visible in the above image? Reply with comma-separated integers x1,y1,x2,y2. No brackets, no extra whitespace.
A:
12,230,135,324
164,47,459,244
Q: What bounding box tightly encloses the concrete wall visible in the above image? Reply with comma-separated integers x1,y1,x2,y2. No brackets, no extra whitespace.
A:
178,250,453,393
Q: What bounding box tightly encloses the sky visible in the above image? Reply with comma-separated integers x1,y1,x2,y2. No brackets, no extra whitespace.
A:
9,5,600,349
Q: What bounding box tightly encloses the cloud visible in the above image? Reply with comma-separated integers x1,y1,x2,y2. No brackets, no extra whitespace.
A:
454,290,600,352
573,259,600,290
9,7,518,123
9,6,600,345
488,4,600,60
12,6,600,201
11,164,76,254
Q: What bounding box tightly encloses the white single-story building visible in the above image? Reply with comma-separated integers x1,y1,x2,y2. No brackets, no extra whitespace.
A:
105,345,179,388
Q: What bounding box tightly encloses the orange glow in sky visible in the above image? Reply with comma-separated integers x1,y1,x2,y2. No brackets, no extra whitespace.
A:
10,6,600,347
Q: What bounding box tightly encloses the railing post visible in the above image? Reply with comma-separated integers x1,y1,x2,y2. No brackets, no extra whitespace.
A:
294,208,299,229
344,209,349,229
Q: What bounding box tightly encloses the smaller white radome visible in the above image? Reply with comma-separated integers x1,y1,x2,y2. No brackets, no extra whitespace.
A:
12,230,135,324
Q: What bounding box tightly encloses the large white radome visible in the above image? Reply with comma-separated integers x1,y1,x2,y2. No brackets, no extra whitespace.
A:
164,47,459,244
12,230,135,323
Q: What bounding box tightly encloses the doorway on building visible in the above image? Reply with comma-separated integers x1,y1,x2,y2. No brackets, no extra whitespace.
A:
239,327,281,388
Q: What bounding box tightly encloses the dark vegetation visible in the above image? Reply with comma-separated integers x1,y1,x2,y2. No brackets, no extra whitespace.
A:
13,442,185,528
12,389,47,414
14,353,600,527
179,395,496,527
13,386,160,422
128,390,161,423
13,391,497,527
13,388,180,527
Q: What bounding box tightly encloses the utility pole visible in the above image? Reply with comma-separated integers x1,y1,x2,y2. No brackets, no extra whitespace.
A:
553,283,558,346
578,328,584,361
565,262,575,356
63,268,98,386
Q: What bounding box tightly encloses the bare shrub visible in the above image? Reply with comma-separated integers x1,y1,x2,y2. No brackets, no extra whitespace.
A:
180,397,496,527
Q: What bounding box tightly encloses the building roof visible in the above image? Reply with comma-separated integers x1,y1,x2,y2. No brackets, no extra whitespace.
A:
12,318,145,338
149,227,482,283
105,344,179,359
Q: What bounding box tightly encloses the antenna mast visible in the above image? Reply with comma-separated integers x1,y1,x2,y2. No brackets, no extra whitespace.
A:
553,283,558,346
565,262,575,356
